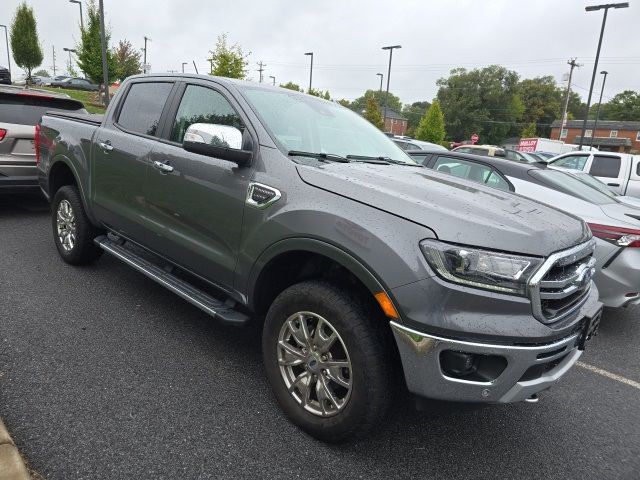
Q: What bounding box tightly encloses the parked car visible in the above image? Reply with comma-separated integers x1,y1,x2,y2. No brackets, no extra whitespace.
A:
452,144,506,157
548,150,640,198
0,66,10,85
392,137,448,151
408,149,640,309
51,77,99,91
0,85,87,194
37,74,601,441
505,149,541,163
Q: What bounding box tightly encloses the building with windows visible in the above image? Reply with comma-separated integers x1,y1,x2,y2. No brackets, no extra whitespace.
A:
381,108,408,136
550,119,640,153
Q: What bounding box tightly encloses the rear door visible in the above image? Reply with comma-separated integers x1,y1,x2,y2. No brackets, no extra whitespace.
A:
91,80,176,243
144,81,253,289
586,153,629,195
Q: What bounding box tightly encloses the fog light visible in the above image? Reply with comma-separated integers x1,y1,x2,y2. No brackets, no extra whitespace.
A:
441,350,478,377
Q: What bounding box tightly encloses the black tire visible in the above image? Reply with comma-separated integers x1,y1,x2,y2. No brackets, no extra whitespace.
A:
51,185,103,265
262,280,393,443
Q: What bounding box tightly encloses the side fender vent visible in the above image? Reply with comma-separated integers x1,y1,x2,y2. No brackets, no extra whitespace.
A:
246,182,282,209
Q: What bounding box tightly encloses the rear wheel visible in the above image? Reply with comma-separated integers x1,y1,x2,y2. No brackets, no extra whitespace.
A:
52,185,103,265
262,280,393,442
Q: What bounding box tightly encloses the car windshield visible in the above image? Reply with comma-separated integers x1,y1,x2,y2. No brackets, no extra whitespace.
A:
239,87,416,164
529,169,618,205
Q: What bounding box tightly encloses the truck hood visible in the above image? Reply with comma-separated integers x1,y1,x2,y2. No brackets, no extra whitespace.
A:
296,163,590,257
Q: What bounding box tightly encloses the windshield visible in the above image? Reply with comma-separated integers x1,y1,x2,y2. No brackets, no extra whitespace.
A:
240,87,416,164
529,169,618,205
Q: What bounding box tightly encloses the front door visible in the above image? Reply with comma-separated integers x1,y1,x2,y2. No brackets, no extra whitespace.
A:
91,81,175,243
144,83,251,289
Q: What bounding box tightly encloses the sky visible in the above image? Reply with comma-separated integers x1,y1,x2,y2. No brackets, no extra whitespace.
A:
2,0,639,106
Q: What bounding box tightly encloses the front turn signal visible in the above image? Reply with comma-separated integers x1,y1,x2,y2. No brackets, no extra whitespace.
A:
374,292,400,319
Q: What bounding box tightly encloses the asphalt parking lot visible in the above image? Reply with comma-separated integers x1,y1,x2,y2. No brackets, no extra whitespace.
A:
1,195,639,480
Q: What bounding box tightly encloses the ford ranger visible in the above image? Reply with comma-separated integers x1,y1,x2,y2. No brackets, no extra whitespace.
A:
37,74,602,442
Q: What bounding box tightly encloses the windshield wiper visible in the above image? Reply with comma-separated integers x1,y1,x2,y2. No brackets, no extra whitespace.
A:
346,154,423,166
288,150,350,163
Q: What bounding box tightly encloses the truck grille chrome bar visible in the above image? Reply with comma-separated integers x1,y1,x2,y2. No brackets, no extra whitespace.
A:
528,240,596,324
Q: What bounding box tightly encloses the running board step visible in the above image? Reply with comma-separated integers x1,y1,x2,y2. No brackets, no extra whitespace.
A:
94,235,250,326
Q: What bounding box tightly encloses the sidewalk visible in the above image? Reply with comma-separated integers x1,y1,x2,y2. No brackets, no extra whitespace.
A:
0,419,30,480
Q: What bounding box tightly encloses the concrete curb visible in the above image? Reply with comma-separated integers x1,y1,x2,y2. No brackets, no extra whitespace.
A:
0,419,31,480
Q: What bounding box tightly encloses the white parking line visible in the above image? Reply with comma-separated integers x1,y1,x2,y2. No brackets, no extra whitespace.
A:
577,361,640,391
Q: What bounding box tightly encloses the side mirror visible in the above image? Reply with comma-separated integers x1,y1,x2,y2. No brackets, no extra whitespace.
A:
183,123,252,166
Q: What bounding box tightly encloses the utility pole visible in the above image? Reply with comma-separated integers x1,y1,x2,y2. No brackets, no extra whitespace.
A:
181,62,187,73
269,75,276,86
51,46,57,76
192,60,199,74
257,61,266,83
590,70,609,150
578,2,629,149
559,58,580,140
142,36,150,74
98,0,110,105
207,58,214,74
304,52,313,92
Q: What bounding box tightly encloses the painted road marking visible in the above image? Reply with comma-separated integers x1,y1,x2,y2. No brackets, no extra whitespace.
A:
577,361,640,391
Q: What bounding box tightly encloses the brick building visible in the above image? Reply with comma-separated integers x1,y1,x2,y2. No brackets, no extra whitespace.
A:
382,108,408,136
550,119,640,153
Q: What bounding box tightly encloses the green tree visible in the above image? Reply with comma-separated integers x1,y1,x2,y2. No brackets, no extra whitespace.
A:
337,99,351,108
33,69,50,77
517,76,562,137
280,81,302,92
350,89,402,115
113,40,142,80
66,59,78,77
208,33,249,79
402,101,430,136
308,87,330,100
599,90,640,121
437,65,523,145
566,91,586,120
363,95,384,130
10,2,43,80
415,100,446,143
520,122,537,138
76,0,116,85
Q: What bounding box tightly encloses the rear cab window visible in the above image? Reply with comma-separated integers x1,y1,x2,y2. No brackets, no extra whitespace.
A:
116,82,174,136
0,92,86,126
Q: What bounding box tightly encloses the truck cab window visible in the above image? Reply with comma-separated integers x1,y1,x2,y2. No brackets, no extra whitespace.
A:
590,155,621,178
170,85,243,143
117,82,173,136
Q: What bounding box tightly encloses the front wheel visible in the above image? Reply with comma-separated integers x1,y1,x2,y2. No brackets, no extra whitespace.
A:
262,280,393,442
51,185,103,265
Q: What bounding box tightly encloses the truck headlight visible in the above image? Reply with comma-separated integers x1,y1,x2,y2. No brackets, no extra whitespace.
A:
420,239,542,296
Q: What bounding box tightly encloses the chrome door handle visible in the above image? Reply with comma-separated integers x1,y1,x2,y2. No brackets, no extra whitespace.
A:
98,141,113,152
152,160,174,173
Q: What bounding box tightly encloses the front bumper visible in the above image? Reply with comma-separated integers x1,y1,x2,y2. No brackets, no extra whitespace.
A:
391,317,594,404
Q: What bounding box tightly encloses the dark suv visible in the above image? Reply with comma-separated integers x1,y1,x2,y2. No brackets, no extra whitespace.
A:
0,66,11,85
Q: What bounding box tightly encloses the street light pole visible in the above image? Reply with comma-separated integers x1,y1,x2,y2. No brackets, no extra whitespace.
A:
382,45,401,132
181,62,187,73
69,0,84,31
142,36,151,74
0,25,10,76
590,70,609,150
376,73,383,93
578,2,628,149
98,0,110,105
304,52,313,92
269,75,276,86
63,47,76,75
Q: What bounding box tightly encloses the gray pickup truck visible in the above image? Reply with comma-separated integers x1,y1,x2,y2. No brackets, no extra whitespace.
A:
37,74,602,442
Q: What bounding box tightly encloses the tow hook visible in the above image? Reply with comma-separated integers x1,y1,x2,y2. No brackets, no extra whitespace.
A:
524,394,539,403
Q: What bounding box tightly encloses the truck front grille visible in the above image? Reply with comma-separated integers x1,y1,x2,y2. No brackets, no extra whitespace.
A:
529,240,596,324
